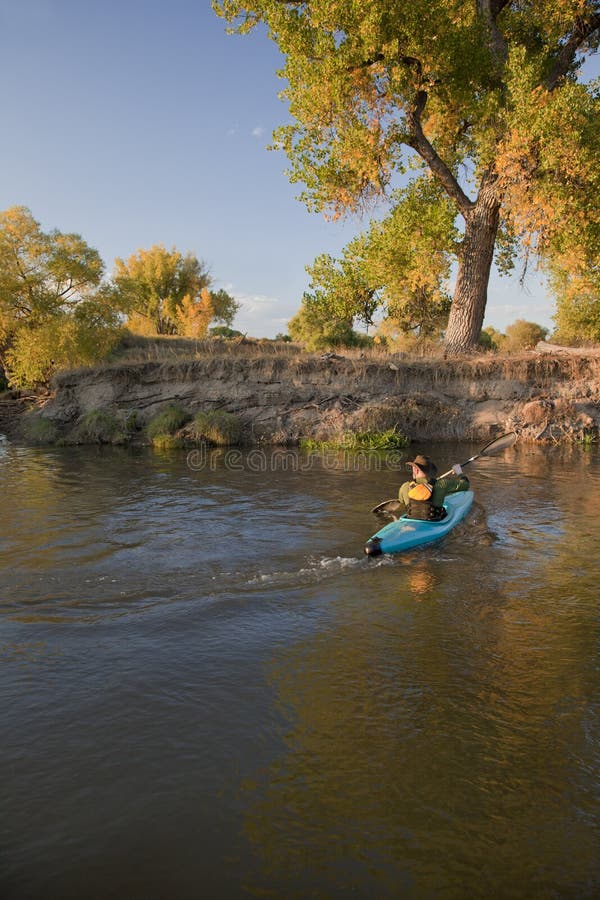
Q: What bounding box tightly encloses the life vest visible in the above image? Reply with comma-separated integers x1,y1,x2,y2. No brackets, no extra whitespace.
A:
407,480,446,521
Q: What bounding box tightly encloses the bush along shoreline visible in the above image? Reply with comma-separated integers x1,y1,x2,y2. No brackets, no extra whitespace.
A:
18,405,412,452
19,405,252,450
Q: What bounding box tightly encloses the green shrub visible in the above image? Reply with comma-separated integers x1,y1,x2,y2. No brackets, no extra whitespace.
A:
479,326,505,351
288,304,375,351
478,330,495,350
504,319,549,351
121,409,141,438
301,427,409,452
209,326,244,339
188,410,243,445
5,312,122,389
22,415,60,445
71,410,125,444
146,404,191,444
342,428,409,450
578,430,598,449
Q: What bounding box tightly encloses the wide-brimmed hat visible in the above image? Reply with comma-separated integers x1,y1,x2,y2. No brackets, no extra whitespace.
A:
406,453,438,478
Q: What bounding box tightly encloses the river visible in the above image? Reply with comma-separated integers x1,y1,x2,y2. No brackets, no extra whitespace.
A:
1,438,599,899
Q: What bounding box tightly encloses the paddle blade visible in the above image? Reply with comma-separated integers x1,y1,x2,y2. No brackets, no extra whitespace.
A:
438,431,517,478
478,431,517,457
371,498,403,516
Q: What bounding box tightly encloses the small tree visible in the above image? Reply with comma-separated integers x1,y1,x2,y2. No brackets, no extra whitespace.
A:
113,245,210,335
550,266,600,344
299,180,455,344
304,241,380,332
176,287,241,338
364,179,456,338
209,288,240,327
210,325,245,338
504,319,549,351
480,326,506,351
113,245,240,337
288,302,370,351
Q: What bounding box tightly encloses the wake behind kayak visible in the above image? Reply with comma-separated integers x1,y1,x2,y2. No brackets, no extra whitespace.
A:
364,491,474,556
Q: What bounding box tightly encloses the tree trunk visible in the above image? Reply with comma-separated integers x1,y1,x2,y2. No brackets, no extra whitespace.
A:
156,315,178,335
444,176,501,353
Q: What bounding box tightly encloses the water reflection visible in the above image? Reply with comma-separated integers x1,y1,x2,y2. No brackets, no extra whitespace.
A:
407,564,437,599
243,568,600,896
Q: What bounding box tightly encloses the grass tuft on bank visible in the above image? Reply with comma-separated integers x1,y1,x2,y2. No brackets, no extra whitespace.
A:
70,410,126,444
146,404,191,448
300,428,409,453
22,415,60,445
185,410,244,446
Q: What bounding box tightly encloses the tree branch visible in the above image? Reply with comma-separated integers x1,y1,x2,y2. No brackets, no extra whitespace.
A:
57,279,75,299
347,52,384,73
406,90,474,216
11,248,38,311
347,52,423,74
8,304,33,317
490,0,511,16
477,0,508,64
545,11,600,90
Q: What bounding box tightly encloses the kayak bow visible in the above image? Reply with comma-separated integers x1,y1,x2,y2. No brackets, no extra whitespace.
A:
364,491,474,556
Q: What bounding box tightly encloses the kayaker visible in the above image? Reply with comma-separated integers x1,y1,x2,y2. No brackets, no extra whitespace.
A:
398,454,470,521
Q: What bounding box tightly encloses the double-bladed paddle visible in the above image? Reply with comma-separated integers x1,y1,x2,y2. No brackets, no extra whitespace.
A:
371,431,517,516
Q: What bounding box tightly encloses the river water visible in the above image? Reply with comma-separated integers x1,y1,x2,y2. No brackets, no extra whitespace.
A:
1,438,599,899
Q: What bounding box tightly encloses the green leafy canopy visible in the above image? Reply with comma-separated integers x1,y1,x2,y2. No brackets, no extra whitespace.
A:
0,206,121,387
215,0,600,350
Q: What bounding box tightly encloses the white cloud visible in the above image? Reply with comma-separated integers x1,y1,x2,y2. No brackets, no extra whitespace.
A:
251,126,265,137
226,291,296,337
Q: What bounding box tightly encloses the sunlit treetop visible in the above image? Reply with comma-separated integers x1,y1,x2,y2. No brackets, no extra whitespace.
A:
0,206,103,323
216,0,599,211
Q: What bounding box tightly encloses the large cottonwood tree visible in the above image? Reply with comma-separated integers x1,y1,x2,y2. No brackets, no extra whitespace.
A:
0,206,104,325
0,206,121,386
215,0,600,351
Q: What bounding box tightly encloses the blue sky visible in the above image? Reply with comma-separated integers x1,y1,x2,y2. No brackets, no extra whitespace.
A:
0,0,598,337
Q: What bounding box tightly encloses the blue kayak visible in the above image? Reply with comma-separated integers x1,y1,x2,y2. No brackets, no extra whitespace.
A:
364,491,474,556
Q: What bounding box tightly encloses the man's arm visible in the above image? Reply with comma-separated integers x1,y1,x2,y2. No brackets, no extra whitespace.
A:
432,473,469,507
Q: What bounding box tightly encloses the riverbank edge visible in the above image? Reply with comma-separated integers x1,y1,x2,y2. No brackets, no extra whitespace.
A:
3,345,600,447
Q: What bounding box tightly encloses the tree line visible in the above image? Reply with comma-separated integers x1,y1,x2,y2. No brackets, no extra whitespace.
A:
0,206,239,388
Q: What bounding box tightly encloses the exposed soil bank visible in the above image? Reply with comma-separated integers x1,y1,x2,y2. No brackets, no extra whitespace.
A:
7,345,600,446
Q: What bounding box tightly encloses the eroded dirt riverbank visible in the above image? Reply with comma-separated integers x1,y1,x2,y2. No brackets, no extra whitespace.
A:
6,344,600,445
